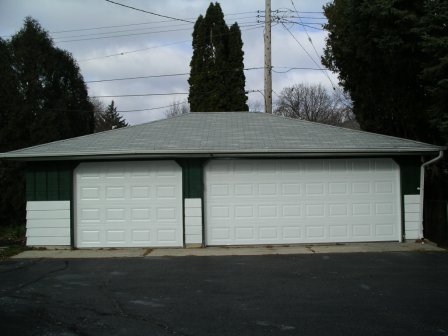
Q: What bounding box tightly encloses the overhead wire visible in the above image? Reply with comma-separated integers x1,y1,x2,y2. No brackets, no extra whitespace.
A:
45,101,187,114
86,67,265,83
56,26,194,43
90,92,188,98
117,101,186,113
281,22,339,92
52,16,258,41
104,0,194,24
290,0,323,61
0,11,260,39
78,39,191,62
77,22,265,62
56,21,264,43
85,66,328,84
53,22,193,40
278,21,325,31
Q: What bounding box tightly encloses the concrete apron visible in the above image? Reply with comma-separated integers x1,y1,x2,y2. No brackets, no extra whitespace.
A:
12,241,445,259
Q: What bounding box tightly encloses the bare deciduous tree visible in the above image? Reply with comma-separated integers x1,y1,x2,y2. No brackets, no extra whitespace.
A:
274,83,356,127
165,99,190,118
248,99,263,112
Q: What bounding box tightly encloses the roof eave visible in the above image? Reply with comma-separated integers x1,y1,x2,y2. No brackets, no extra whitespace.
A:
1,147,444,161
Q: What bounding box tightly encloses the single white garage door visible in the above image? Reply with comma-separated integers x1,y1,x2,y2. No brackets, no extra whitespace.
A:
205,159,400,245
75,161,183,247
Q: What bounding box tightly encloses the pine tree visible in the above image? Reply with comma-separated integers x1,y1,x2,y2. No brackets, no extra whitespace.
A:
188,2,248,112
227,23,248,111
94,100,128,132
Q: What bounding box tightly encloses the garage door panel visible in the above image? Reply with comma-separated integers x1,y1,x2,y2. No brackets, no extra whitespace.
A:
205,159,400,245
75,161,182,247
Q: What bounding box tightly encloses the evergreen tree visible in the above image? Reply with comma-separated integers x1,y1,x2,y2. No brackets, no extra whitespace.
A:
188,2,248,112
0,17,94,227
0,38,25,230
8,17,94,145
420,0,448,143
322,0,447,144
94,100,128,132
227,23,248,111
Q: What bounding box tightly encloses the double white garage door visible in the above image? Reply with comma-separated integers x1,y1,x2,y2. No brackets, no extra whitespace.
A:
205,159,400,245
75,159,400,247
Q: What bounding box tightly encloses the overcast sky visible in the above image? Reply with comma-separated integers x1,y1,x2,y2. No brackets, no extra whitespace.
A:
0,0,338,125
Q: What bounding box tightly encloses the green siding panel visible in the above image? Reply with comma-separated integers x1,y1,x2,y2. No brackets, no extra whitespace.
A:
395,157,421,195
58,170,72,200
35,171,47,201
177,159,204,199
26,171,36,201
47,170,59,200
26,163,74,201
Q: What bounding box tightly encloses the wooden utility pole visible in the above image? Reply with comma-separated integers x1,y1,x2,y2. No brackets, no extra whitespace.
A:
264,0,272,113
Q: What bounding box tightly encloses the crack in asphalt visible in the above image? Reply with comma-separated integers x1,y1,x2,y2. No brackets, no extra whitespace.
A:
99,277,192,336
0,258,43,274
4,260,69,294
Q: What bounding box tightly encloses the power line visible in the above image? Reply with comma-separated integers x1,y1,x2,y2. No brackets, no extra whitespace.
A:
53,16,258,41
281,22,338,90
90,86,265,98
77,22,264,61
53,12,257,34
0,11,261,39
45,101,187,114
87,73,189,83
104,0,194,24
78,40,191,62
272,66,328,73
279,21,325,31
53,22,192,40
51,20,190,34
118,101,187,113
56,22,264,43
90,92,189,98
56,26,193,43
290,0,323,60
85,66,328,84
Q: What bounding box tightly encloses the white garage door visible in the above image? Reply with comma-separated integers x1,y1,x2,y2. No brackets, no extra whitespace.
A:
75,161,183,248
205,159,400,245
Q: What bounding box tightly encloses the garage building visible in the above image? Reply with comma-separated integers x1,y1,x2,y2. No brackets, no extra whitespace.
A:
0,112,443,248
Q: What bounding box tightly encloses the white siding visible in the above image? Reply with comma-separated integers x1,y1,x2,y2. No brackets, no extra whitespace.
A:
26,201,71,246
185,198,203,245
404,194,421,240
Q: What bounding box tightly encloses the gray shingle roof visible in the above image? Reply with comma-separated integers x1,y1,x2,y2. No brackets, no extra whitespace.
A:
0,112,443,160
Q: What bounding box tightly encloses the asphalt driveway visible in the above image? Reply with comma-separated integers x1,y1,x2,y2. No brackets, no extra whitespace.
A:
1,252,447,336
